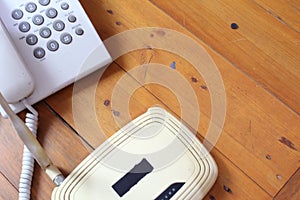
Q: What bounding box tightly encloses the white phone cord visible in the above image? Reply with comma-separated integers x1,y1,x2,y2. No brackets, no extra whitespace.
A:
19,100,38,200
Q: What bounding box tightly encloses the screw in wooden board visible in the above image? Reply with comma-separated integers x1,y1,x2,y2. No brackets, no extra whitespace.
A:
276,174,282,180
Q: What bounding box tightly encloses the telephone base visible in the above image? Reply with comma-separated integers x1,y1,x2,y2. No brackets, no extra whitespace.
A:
0,0,112,117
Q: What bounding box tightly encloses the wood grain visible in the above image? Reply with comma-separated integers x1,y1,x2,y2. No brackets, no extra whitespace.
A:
0,108,23,188
79,0,300,196
253,0,300,33
0,172,18,200
203,149,272,200
47,63,272,199
0,103,91,200
150,0,300,114
275,167,300,200
1,0,299,199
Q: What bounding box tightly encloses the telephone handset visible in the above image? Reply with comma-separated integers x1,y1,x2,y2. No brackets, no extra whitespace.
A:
0,19,35,103
0,0,112,115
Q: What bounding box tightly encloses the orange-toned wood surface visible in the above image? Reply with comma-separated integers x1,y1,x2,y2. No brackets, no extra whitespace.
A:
0,0,299,199
275,168,300,200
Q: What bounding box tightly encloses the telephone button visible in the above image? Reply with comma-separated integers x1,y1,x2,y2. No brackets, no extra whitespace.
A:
39,0,51,6
34,47,46,59
75,28,84,36
68,15,76,23
61,3,70,10
40,27,52,38
19,22,31,33
12,9,24,20
33,15,44,26
53,20,65,31
46,8,58,19
47,40,59,51
25,2,37,13
26,34,38,45
60,33,72,44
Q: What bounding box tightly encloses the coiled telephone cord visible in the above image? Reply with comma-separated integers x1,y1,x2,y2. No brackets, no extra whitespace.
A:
19,100,38,200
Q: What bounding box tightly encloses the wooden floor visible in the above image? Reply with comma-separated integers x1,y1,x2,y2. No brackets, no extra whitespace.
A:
1,0,300,199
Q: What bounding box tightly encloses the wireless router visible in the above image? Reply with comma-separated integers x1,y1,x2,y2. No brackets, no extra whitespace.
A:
0,93,218,199
52,107,218,199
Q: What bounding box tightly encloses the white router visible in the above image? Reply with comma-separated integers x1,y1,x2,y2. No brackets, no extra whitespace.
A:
52,107,218,200
0,95,218,200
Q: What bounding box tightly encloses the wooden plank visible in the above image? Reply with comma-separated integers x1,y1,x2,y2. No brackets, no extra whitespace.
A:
88,0,299,195
31,103,92,200
275,168,300,200
203,149,272,200
0,103,91,200
47,64,272,199
150,0,300,114
0,173,18,200
1,1,296,199
0,109,23,188
46,60,275,200
46,0,300,197
253,0,300,33
128,51,300,196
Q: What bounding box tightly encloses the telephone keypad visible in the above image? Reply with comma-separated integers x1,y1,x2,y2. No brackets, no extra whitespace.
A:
11,0,85,59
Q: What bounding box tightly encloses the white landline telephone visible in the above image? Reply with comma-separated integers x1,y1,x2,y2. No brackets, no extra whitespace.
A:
0,0,111,115
0,1,218,199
